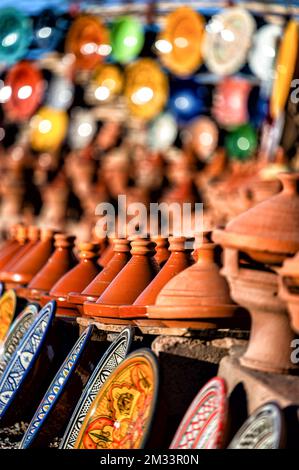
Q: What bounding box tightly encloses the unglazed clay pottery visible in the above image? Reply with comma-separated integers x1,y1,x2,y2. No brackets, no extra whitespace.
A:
68,238,131,306
0,290,28,342
19,325,98,448
228,403,286,449
152,236,170,267
0,301,55,426
120,237,193,319
73,349,158,449
83,237,159,319
3,228,55,286
45,242,101,317
25,234,77,301
98,240,115,268
170,377,228,449
213,173,299,374
0,225,28,273
0,228,22,271
0,303,39,378
60,327,133,449
279,252,299,333
148,233,242,329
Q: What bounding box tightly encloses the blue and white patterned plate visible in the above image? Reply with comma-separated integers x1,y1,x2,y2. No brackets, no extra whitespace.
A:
0,303,39,378
0,301,56,421
20,325,94,448
60,326,133,449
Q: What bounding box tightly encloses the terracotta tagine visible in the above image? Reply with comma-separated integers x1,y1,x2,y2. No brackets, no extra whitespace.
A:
68,238,131,312
97,238,115,268
279,252,299,333
119,237,194,319
1,226,40,285
83,236,160,321
41,242,101,317
152,235,170,267
0,225,28,271
24,234,77,301
147,232,246,329
213,173,299,374
0,225,24,270
4,228,55,287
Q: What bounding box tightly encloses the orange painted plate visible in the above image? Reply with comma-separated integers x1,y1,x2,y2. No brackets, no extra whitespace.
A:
156,6,205,77
270,20,299,120
74,349,158,449
0,290,17,342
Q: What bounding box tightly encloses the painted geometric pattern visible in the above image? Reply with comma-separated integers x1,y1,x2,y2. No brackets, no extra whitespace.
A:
170,378,227,450
60,328,131,449
20,327,91,448
0,305,38,378
0,303,53,417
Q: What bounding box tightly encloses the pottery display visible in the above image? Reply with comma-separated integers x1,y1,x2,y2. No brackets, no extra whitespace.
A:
228,403,286,449
83,237,159,319
0,303,39,378
73,349,158,449
213,173,299,374
170,377,227,449
60,326,133,449
279,252,299,333
0,301,55,425
20,325,97,448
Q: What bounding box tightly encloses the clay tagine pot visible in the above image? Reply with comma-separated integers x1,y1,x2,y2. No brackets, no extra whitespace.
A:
0,225,24,270
68,238,131,312
152,235,170,267
23,234,77,301
97,238,115,268
43,242,101,317
83,236,160,321
279,252,299,333
147,233,245,329
213,173,299,374
5,228,55,287
1,226,40,285
119,236,194,319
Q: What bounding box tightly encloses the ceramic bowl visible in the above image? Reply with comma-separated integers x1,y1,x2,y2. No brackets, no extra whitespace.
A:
46,75,74,110
0,7,32,65
147,113,177,151
0,303,39,378
111,16,144,64
170,377,228,449
73,348,158,449
248,24,282,83
0,301,56,426
68,108,97,150
86,64,123,105
60,326,133,449
19,324,98,448
228,402,286,449
30,106,68,152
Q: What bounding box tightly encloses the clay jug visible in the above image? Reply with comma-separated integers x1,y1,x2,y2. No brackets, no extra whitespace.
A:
26,234,77,299
120,237,194,319
68,238,131,306
152,236,170,267
83,237,160,318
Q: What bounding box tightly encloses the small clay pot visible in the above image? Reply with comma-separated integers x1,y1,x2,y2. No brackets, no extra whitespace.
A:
0,225,24,270
279,252,299,333
83,236,159,319
152,235,170,267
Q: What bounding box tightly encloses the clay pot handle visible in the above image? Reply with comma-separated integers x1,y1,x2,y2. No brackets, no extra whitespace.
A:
278,172,299,195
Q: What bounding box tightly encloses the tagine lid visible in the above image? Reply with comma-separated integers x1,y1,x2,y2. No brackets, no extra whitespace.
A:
170,377,227,449
148,233,237,319
228,402,286,449
213,173,299,260
73,349,158,449
280,251,299,278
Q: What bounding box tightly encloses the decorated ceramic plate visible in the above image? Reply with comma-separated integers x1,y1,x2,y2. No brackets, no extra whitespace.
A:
0,7,32,65
170,377,227,449
228,402,286,449
0,290,17,342
249,24,282,83
46,75,74,110
270,20,298,120
0,303,39,378
203,7,256,76
87,64,123,105
74,348,158,449
19,325,95,448
60,327,133,448
156,6,205,77
124,59,168,120
111,16,144,64
3,61,45,122
30,106,69,152
188,117,218,162
68,108,97,150
0,301,55,422
65,14,110,70
147,112,177,151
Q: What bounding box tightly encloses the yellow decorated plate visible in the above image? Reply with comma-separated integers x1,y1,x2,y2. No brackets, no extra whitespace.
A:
156,6,205,77
270,20,299,120
92,64,123,102
30,106,68,152
124,59,168,120
0,290,17,342
74,349,158,449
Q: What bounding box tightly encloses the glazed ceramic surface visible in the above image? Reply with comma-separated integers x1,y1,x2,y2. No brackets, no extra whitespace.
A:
20,325,94,448
0,7,32,65
0,290,17,342
0,301,55,420
111,16,144,64
228,403,286,449
30,106,69,152
0,304,39,378
60,327,133,449
74,349,158,449
249,24,282,82
148,113,177,151
170,377,227,449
